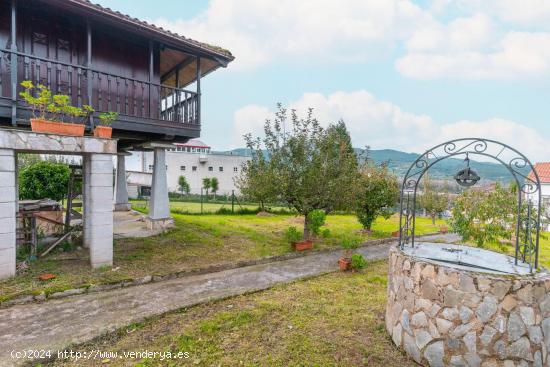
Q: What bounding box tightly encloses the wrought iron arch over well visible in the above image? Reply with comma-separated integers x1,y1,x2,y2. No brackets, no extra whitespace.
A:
398,138,542,272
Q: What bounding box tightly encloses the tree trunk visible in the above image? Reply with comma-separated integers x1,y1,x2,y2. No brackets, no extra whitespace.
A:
431,213,436,225
303,215,311,240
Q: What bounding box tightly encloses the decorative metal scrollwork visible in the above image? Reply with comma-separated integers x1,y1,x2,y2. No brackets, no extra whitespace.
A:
398,138,542,272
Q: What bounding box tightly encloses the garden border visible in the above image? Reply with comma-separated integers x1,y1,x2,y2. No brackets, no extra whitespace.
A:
0,232,442,308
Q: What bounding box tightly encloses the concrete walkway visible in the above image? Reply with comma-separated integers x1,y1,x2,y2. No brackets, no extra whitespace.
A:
0,234,453,366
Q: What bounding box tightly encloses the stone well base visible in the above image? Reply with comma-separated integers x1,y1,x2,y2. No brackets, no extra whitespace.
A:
386,246,550,367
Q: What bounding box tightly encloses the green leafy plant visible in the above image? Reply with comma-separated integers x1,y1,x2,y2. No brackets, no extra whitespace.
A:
418,177,450,225
306,209,326,237
20,80,51,119
178,175,190,196
98,111,118,127
19,161,70,201
341,235,361,258
210,177,219,200
350,253,367,270
284,226,302,244
321,228,331,238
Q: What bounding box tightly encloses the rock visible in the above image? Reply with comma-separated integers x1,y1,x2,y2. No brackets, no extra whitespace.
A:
480,326,497,346
477,277,492,292
490,281,511,300
492,314,507,333
517,284,533,304
403,332,422,363
447,338,462,350
459,306,474,324
450,355,466,367
424,341,444,367
541,317,550,348
436,318,454,335
507,337,533,361
402,309,412,335
463,293,482,309
430,304,442,318
519,306,535,326
415,329,433,350
444,287,464,307
528,325,543,345
403,260,411,271
392,323,403,346
463,331,477,353
540,295,550,318
493,338,507,360
421,279,439,300
436,269,450,287
464,353,482,367
500,295,517,313
442,307,459,321
476,296,498,322
415,298,432,312
403,277,414,290
411,311,428,328
421,264,435,279
48,288,85,299
481,359,498,367
534,350,543,367
459,274,476,292
507,312,526,342
34,293,46,301
451,322,475,338
428,320,440,338
502,361,515,367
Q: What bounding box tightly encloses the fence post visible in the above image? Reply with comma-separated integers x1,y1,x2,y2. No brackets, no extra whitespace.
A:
232,190,235,214
200,188,203,214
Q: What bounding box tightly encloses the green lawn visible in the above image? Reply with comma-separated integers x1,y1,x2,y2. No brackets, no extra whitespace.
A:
0,214,443,302
50,261,416,367
130,199,286,214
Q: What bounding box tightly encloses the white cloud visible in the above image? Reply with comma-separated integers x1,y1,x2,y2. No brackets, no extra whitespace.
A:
396,12,550,80
152,0,432,70
232,90,550,161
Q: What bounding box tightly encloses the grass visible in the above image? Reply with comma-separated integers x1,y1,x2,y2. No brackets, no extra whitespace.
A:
49,261,416,367
130,199,287,214
0,213,443,303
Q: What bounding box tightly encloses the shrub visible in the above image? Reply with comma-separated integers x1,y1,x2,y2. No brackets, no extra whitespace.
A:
284,226,302,244
19,161,70,201
321,228,331,238
341,235,361,258
350,253,367,270
307,209,326,236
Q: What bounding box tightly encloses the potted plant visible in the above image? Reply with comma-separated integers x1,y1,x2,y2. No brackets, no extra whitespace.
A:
339,235,361,271
19,80,91,137
439,225,449,234
284,226,312,251
94,111,118,138
391,230,400,237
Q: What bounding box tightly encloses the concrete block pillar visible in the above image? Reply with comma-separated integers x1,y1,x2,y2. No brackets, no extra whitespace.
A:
83,153,114,268
0,149,16,280
149,147,170,220
114,153,131,211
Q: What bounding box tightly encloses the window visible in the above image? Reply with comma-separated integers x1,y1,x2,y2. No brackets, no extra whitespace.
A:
192,166,197,172
148,164,154,171
233,167,238,173
208,166,213,172
219,167,223,172
180,166,186,171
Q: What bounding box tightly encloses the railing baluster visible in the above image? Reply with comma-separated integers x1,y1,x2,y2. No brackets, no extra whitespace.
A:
98,74,103,111
67,66,73,103
35,60,41,87
116,77,120,113
23,56,29,81
46,61,52,90
107,75,111,112
133,80,137,116
77,67,82,107
141,82,145,117
124,79,129,115
184,91,188,124
56,64,62,94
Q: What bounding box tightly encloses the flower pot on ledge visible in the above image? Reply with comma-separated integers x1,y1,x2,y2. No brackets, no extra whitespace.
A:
338,257,351,271
93,126,113,138
439,225,449,234
30,119,85,137
292,240,313,251
391,230,400,238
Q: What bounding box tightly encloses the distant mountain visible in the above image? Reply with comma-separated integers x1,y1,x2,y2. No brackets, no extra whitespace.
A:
222,147,531,183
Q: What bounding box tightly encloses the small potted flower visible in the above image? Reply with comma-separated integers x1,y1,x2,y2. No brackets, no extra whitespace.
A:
19,80,92,137
339,235,361,271
284,226,312,251
94,111,118,138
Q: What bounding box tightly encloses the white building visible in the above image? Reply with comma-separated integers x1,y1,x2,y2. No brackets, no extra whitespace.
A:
126,139,250,196
526,162,550,230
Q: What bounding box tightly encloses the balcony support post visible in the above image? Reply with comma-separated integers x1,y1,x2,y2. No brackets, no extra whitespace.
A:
149,41,154,119
87,21,94,129
10,0,18,126
196,57,201,125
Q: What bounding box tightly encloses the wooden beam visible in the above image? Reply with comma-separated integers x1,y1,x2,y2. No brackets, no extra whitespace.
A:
160,56,195,84
86,21,94,129
149,40,154,119
10,0,18,126
196,57,201,125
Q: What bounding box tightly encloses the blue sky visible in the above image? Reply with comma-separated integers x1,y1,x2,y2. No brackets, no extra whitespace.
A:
96,0,550,160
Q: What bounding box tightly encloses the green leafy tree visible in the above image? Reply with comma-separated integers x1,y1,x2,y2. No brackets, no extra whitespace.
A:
202,177,211,197
19,161,70,201
418,177,450,224
450,183,517,248
178,175,190,196
210,177,219,200
236,147,277,211
244,104,358,239
355,163,399,231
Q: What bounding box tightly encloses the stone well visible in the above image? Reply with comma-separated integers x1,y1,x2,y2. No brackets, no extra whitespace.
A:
386,246,550,367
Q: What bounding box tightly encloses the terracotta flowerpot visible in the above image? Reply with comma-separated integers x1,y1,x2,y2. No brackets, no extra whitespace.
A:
439,226,448,234
93,126,113,138
339,257,351,271
30,118,85,137
292,240,313,251
391,230,400,238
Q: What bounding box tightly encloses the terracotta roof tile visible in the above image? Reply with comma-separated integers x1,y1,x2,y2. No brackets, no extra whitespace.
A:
528,162,550,183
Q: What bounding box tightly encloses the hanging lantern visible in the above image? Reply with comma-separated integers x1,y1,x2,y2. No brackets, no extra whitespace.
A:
454,153,480,187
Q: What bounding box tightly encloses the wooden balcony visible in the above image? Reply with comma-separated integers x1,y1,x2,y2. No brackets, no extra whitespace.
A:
0,49,201,140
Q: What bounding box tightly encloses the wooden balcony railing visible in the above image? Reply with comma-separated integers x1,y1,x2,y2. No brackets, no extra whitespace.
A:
0,49,200,128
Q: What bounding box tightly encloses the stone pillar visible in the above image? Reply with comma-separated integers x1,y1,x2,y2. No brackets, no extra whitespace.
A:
0,149,16,279
114,153,131,211
83,153,114,268
148,147,170,220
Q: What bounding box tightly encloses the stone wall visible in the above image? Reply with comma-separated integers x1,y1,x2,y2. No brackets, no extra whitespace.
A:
386,247,550,367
